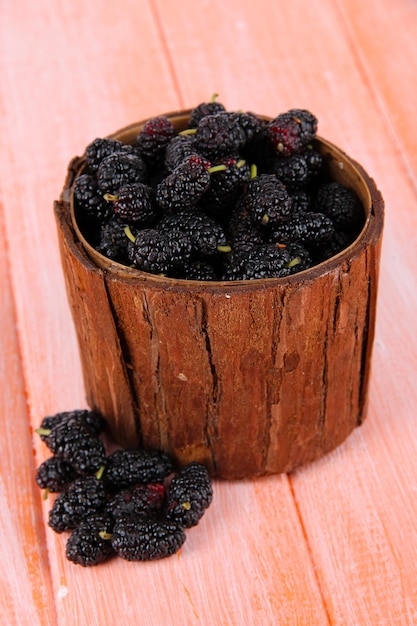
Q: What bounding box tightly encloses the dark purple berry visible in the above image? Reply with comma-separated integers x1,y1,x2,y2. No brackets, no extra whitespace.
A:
107,483,166,520
243,174,293,228
85,137,126,172
66,514,115,566
135,116,175,167
281,242,313,274
165,462,213,528
222,243,292,281
269,212,335,245
111,514,186,561
97,152,147,193
200,157,251,217
267,109,317,156
74,174,112,222
106,182,157,225
178,260,219,281
156,155,212,212
48,476,107,533
158,210,229,256
127,228,193,275
95,216,135,264
164,135,198,171
313,181,363,230
268,154,310,189
193,112,248,159
38,410,106,440
35,457,79,492
40,419,106,475
103,449,173,492
188,97,226,127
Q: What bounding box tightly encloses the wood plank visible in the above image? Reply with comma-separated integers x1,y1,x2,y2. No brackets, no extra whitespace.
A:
0,206,56,625
334,0,417,185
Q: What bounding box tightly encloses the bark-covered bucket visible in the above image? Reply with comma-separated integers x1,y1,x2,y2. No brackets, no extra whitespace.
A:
54,110,384,479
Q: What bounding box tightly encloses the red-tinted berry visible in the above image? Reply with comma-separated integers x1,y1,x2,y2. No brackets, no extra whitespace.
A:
156,155,212,212
136,116,175,167
267,109,317,156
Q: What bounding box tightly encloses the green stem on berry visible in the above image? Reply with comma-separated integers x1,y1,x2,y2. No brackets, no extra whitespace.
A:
124,226,136,243
103,193,118,203
285,257,301,269
208,164,227,174
35,428,52,436
209,93,219,103
178,128,197,136
99,531,113,540
217,244,232,253
261,213,270,226
236,159,246,168
95,465,106,480
42,488,50,500
250,163,258,179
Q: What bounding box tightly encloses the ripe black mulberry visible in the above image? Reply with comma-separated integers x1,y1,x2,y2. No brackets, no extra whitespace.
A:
165,462,213,528
111,514,186,561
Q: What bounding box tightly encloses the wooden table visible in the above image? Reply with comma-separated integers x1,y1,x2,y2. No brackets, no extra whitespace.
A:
1,1,416,624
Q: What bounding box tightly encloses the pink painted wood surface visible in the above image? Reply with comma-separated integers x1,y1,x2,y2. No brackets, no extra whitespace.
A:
0,0,416,624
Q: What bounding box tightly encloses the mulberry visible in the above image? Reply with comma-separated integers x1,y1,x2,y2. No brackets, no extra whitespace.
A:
48,476,107,533
85,137,126,172
165,462,213,528
35,456,78,492
73,173,112,222
200,157,251,217
135,116,175,168
127,228,193,275
103,449,173,492
66,514,115,566
96,216,134,264
97,152,147,193
193,112,248,159
222,243,291,281
267,109,317,156
105,182,157,225
107,483,166,520
111,514,186,561
313,181,363,230
269,212,335,245
156,155,212,212
188,95,226,127
164,135,198,172
38,409,106,439
243,174,293,228
39,418,106,475
158,210,230,256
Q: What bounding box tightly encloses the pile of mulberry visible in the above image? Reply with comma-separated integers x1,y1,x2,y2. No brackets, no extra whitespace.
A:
35,411,213,567
73,98,365,280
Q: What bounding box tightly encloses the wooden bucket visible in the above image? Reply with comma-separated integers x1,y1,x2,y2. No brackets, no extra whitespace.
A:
54,110,384,479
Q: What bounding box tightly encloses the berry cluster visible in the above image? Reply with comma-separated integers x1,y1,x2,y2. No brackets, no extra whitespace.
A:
74,95,364,280
35,410,213,566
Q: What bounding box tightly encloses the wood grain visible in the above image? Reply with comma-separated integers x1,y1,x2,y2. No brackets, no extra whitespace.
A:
0,208,56,624
1,0,417,623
